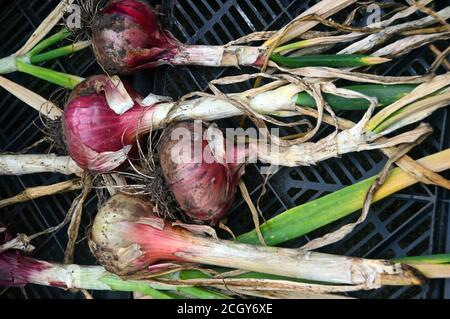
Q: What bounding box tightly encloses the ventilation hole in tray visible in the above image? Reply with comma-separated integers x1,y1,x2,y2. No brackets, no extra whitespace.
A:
386,201,428,233
342,154,364,181
353,233,383,256
207,0,222,12
378,199,408,222
339,223,375,252
287,0,320,18
0,176,21,198
178,0,205,29
36,237,65,261
411,60,428,75
242,165,264,191
289,166,319,183
313,163,336,184
192,0,213,21
1,20,32,54
265,0,284,17
223,10,249,39
326,158,352,185
399,286,425,299
12,209,45,248
362,285,401,299
307,213,359,243
352,151,374,172
398,217,431,249
5,126,42,152
31,0,57,19
406,238,429,257
211,23,230,44
236,0,265,31
370,149,387,164
289,189,317,205
174,5,196,38
44,195,67,225
261,195,284,220
381,248,396,260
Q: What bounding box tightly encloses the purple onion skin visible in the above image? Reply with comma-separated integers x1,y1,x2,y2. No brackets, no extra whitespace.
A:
62,75,153,172
159,122,245,224
0,230,50,287
92,0,181,75
0,252,50,287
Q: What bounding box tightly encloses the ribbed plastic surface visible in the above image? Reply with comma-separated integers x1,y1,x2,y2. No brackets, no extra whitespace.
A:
0,0,449,299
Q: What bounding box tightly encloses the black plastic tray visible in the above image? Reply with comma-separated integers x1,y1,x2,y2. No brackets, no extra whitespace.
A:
0,0,449,299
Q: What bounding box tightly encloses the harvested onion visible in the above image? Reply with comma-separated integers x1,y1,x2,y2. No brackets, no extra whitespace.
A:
89,193,425,286
92,0,265,75
159,122,245,224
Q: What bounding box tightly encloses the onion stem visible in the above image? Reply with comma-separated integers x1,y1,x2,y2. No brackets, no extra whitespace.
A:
393,254,450,264
176,286,231,299
0,252,174,298
0,179,83,209
91,195,426,287
371,91,450,134
30,41,91,64
273,40,314,53
98,275,174,299
27,27,72,57
270,54,391,68
237,149,450,245
0,252,230,299
296,84,418,110
0,29,88,78
15,58,84,89
0,154,82,176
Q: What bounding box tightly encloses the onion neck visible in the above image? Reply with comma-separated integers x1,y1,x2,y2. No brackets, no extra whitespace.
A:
15,57,84,89
141,84,299,131
130,222,424,286
169,44,267,67
92,195,426,286
0,252,173,297
0,252,107,290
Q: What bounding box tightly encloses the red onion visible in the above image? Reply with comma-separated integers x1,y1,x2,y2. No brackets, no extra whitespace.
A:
89,193,424,286
62,75,155,173
92,0,266,75
0,230,164,292
0,229,46,287
0,253,49,288
158,122,245,224
92,0,179,75
62,75,246,221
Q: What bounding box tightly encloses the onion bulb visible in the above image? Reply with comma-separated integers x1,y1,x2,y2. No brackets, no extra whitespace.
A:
158,122,245,224
62,74,154,173
91,0,266,75
92,0,180,75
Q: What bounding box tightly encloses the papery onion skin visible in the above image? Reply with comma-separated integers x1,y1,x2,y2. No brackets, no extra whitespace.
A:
62,75,153,172
159,122,245,224
92,0,180,75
